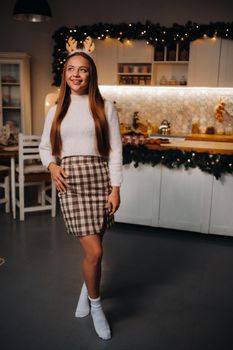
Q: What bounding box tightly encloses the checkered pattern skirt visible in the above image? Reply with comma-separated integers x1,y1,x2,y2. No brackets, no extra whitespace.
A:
58,155,114,237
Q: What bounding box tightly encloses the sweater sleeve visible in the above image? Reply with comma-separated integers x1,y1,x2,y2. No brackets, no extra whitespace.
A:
105,100,123,187
39,106,57,168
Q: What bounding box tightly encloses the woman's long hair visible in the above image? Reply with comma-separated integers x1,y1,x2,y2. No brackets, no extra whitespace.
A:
50,52,110,158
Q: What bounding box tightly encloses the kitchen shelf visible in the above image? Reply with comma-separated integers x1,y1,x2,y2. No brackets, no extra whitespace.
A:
118,62,152,85
152,61,189,86
1,82,20,86
3,106,21,109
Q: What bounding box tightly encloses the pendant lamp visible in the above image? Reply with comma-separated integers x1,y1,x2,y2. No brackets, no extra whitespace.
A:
13,0,52,22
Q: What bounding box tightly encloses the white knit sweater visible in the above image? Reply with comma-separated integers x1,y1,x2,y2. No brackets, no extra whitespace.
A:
39,94,123,186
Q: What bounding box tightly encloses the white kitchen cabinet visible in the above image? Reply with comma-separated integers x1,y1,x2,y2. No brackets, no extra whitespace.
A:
218,39,233,87
117,40,153,63
188,38,221,86
209,174,233,236
93,39,118,85
158,167,213,233
115,164,161,226
115,163,233,236
0,52,31,133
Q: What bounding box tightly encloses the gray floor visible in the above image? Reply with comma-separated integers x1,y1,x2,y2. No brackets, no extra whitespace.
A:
1,209,233,350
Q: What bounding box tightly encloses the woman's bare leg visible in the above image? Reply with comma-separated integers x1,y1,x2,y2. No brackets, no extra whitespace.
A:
79,234,103,299
78,234,111,340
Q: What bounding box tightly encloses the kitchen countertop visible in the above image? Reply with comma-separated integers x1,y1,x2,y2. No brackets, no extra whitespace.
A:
147,140,233,155
185,134,233,142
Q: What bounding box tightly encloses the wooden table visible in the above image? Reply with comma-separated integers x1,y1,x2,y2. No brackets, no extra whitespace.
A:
0,147,18,219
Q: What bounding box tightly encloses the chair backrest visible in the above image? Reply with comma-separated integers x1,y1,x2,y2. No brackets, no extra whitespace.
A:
18,133,41,162
18,133,43,177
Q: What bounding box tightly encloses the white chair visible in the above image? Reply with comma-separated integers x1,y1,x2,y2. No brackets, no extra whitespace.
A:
14,133,56,221
0,165,10,213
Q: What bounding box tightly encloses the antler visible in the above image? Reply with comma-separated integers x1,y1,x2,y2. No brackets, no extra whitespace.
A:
66,37,78,53
83,36,95,53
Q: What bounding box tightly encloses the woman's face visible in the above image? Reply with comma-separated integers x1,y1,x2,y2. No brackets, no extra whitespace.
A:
65,55,90,95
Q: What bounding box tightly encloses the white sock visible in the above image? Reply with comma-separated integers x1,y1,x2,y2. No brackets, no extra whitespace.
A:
89,296,111,340
75,283,90,318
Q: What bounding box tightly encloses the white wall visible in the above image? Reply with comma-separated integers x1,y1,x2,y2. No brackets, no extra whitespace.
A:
0,0,233,134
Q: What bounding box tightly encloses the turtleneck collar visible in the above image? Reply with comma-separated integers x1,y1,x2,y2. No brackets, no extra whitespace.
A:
70,94,89,102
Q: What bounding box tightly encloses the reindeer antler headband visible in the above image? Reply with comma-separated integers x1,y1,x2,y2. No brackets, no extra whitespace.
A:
66,36,95,56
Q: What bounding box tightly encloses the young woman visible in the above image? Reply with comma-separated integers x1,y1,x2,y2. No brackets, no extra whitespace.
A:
39,51,122,340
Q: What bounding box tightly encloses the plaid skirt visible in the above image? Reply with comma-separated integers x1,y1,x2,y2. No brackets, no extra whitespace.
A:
58,155,114,237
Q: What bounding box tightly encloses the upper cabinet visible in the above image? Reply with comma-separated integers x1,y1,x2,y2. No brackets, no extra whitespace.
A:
187,38,233,87
93,38,118,85
0,52,31,133
94,38,233,87
188,38,221,86
218,39,233,87
117,40,153,63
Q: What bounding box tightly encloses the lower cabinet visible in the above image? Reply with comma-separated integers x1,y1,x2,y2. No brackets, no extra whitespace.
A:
115,164,161,226
159,167,213,234
209,174,233,236
115,164,233,236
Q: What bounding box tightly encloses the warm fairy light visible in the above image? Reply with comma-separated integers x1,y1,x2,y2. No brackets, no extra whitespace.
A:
106,29,109,32
146,41,149,45
98,37,101,40
203,34,207,38
129,23,132,26
44,92,58,116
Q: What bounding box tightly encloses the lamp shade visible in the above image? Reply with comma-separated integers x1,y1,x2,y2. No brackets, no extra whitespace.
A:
13,0,52,22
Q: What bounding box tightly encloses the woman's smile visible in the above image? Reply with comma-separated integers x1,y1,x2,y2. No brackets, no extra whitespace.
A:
65,55,90,95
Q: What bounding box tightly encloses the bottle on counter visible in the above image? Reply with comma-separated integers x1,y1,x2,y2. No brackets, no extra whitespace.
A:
225,124,233,135
191,117,200,134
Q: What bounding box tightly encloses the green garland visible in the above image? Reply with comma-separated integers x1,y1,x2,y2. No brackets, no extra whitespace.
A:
52,21,233,86
123,144,233,179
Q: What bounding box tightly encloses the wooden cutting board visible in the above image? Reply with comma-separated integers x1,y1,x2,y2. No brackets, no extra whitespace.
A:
185,134,233,142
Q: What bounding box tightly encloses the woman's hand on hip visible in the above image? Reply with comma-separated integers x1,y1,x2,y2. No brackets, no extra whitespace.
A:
107,187,120,216
48,162,69,193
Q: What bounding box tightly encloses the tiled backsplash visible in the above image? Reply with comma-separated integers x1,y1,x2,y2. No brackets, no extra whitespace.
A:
99,86,233,135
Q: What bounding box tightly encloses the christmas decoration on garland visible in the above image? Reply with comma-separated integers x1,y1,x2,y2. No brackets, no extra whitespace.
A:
215,98,233,122
52,21,233,86
123,144,233,179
